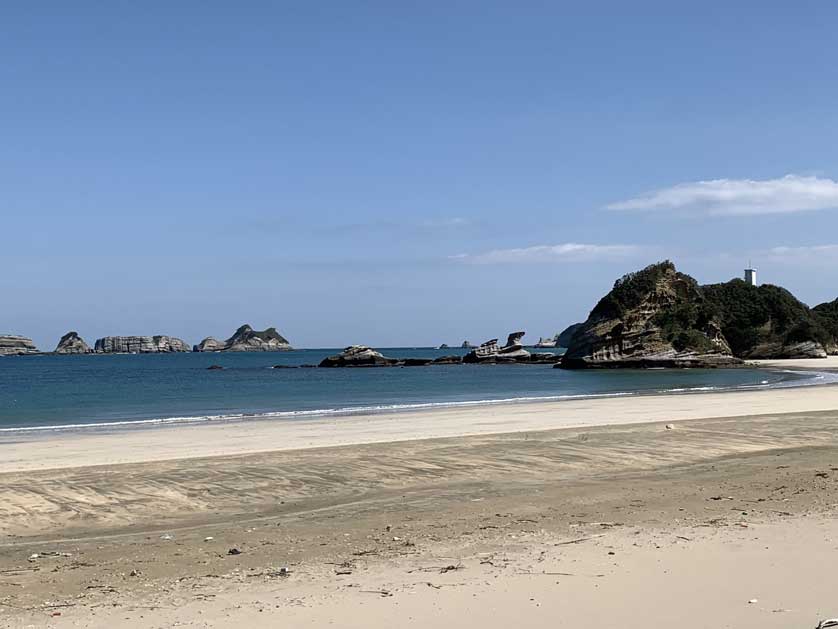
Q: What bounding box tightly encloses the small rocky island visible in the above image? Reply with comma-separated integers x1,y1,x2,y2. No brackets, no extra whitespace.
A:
0,335,39,356
94,336,191,354
194,325,292,352
55,331,92,354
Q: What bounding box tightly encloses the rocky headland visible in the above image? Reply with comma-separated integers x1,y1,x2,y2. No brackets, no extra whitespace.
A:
94,336,191,354
54,331,92,354
195,325,292,352
0,335,39,356
560,260,838,368
560,262,740,369
556,322,583,348
810,298,838,355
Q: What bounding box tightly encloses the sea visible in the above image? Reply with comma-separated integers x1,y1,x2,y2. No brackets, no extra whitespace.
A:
0,348,834,432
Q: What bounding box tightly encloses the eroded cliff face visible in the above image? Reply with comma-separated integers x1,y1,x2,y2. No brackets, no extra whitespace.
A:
561,262,740,369
0,335,39,356
54,331,92,354
194,325,292,352
94,336,190,353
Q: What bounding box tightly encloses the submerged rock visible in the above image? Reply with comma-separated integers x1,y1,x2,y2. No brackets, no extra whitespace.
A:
319,345,400,367
403,358,433,366
561,261,740,369
54,331,92,354
94,336,191,354
529,352,563,364
0,335,39,356
431,355,463,365
195,325,292,352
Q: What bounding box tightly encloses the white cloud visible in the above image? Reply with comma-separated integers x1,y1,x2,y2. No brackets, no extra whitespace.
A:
767,244,838,259
607,175,838,216
450,243,640,265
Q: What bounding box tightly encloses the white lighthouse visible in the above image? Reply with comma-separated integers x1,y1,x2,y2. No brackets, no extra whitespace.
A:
744,267,757,286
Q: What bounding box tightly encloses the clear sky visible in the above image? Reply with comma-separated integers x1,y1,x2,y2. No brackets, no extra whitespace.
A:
4,1,838,350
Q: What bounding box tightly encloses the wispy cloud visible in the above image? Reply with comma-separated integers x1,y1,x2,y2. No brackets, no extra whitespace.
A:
607,175,838,216
450,243,641,265
767,244,838,259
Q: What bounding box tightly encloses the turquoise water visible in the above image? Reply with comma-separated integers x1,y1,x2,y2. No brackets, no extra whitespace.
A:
0,348,826,431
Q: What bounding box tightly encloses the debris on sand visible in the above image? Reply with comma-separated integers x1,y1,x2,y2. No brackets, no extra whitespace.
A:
28,552,72,562
361,589,392,597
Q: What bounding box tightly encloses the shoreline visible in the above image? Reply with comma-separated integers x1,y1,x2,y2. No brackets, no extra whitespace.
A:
3,373,838,473
2,358,835,437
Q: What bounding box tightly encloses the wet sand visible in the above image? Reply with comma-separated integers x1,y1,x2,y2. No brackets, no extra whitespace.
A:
2,400,838,627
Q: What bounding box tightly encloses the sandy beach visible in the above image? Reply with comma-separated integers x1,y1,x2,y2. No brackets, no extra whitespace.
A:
2,362,838,627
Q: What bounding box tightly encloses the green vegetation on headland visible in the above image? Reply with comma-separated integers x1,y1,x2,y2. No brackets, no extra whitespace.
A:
703,280,832,358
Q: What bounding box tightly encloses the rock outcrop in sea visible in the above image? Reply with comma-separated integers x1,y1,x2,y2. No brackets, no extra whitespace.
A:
54,331,92,354
461,341,474,348
94,336,191,354
0,335,39,356
561,261,740,369
534,336,558,348
319,345,400,367
462,332,559,364
194,325,292,352
318,343,556,367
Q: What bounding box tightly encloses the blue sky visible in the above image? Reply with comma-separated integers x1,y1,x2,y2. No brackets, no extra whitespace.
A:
4,1,838,349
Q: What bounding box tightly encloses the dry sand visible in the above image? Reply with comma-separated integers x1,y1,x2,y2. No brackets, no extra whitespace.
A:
2,363,838,627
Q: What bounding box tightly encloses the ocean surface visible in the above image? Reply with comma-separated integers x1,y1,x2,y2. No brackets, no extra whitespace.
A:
0,348,831,432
